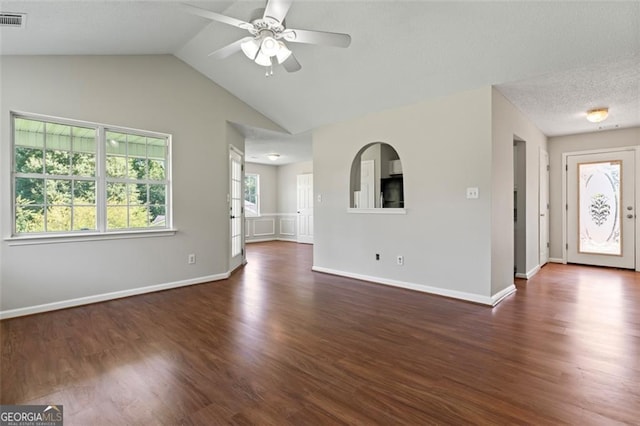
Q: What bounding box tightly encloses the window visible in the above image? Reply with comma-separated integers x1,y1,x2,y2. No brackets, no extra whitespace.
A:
244,173,260,216
12,113,171,236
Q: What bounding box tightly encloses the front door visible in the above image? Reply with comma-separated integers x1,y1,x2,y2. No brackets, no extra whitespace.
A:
297,173,314,244
567,150,635,269
229,147,244,271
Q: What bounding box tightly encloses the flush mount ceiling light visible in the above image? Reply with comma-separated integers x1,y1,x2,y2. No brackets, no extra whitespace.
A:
586,108,609,123
267,153,280,161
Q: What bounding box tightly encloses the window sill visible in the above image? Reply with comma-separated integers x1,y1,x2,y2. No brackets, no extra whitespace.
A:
347,208,407,215
5,228,178,246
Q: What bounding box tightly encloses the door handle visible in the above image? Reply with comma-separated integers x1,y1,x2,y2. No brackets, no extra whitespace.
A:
540,213,545,217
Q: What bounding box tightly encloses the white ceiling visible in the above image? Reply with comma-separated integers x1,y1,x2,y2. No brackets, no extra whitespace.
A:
1,1,639,164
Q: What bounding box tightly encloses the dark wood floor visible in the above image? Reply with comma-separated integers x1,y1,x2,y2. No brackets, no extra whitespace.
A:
2,242,639,424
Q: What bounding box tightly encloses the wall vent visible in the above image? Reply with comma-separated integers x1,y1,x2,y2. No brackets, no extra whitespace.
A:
0,13,26,28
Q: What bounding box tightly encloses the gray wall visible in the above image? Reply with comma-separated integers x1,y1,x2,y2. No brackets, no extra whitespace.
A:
0,55,281,315
277,161,313,214
547,127,640,259
313,87,495,302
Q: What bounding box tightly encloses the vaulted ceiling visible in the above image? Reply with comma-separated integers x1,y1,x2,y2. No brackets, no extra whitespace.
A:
1,1,638,164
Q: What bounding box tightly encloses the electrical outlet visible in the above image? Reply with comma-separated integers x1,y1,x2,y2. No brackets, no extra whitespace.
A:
188,254,196,264
397,255,404,266
466,187,479,199
376,253,380,260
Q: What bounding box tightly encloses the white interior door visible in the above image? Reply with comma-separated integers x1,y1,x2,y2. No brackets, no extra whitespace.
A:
539,149,549,265
567,150,635,269
229,147,244,271
360,160,375,208
297,173,314,244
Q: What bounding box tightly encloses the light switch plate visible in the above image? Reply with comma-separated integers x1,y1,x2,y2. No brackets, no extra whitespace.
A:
466,187,479,199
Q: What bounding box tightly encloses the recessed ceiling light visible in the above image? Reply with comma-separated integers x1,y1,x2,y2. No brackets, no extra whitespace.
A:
267,153,280,161
586,108,609,123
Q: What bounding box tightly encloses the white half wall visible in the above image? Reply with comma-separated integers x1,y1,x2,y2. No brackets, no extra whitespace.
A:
0,55,281,315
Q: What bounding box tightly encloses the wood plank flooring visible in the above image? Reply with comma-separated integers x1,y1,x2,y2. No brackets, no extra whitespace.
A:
2,241,640,424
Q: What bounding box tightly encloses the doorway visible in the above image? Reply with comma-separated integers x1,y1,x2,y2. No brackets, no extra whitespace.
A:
297,173,314,244
229,147,245,272
565,149,635,269
513,140,526,276
539,149,549,266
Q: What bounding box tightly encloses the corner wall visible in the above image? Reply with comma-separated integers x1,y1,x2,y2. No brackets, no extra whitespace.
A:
491,88,548,293
0,55,281,317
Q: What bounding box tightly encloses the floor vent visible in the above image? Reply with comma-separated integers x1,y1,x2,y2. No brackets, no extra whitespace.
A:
0,13,26,28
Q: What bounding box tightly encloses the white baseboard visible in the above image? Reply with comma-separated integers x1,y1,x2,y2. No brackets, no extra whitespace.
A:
311,266,512,306
0,272,230,320
491,284,517,306
549,257,564,264
246,237,277,243
277,237,299,243
245,237,298,243
514,264,541,280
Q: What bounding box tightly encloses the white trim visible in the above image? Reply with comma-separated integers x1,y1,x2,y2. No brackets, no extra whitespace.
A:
347,208,407,215
279,218,296,236
252,218,275,237
514,264,541,280
277,237,298,243
491,285,517,306
245,237,299,243
0,272,230,319
549,257,564,264
246,237,277,243
311,266,505,306
5,229,177,246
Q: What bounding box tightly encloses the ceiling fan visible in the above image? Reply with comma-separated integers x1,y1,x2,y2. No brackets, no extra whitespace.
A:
183,0,351,75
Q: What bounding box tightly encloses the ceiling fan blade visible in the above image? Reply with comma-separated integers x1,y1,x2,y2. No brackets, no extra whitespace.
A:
282,29,351,48
183,4,254,30
263,0,293,25
281,53,302,73
208,37,253,59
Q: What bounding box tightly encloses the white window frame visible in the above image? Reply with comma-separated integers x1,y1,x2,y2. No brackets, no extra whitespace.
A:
8,111,174,244
244,173,260,217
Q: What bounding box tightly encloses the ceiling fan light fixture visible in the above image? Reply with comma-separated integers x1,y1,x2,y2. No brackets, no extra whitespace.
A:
267,153,280,161
260,36,280,57
586,107,609,123
240,38,260,60
254,50,272,67
275,42,292,64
